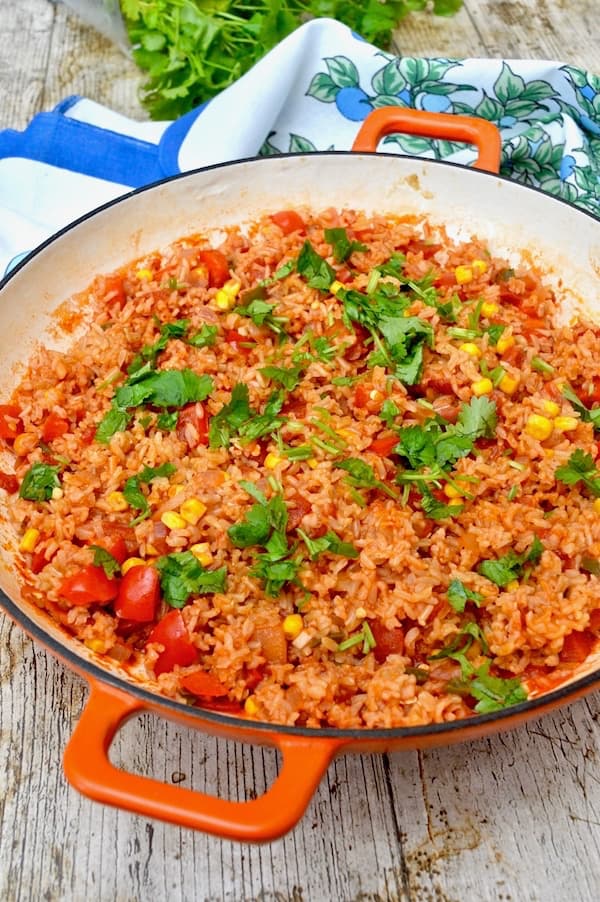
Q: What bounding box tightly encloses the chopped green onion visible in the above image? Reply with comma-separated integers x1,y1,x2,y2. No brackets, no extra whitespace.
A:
531,356,555,375
507,485,519,501
448,327,480,341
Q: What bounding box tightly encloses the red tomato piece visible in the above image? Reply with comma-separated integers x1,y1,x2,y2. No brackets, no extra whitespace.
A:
59,564,119,606
521,317,547,335
103,274,126,307
368,620,404,664
225,329,253,355
148,610,197,676
195,697,243,714
197,249,230,288
31,547,55,574
0,470,18,493
181,670,228,697
353,383,371,408
368,434,398,457
176,402,209,448
560,630,596,664
286,496,311,530
42,412,69,442
114,565,160,622
0,404,23,441
270,210,306,236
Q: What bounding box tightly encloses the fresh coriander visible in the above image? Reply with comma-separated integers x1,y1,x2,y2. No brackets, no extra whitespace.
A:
297,528,358,560
555,449,600,497
19,462,61,502
447,578,484,613
188,324,218,348
156,551,227,607
478,536,544,587
324,227,367,263
89,545,121,579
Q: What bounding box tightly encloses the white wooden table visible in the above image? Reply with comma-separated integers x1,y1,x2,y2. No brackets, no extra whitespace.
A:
1,2,600,899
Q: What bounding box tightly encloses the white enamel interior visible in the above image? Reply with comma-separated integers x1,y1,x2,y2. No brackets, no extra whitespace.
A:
1,152,600,694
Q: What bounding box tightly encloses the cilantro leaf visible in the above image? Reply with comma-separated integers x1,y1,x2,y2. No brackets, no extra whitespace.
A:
19,462,61,502
335,457,398,500
375,253,406,278
115,368,213,410
122,462,176,525
209,383,252,449
95,406,132,444
156,551,227,608
468,660,528,713
379,398,400,427
259,365,303,391
455,396,497,440
447,578,484,613
228,487,288,548
296,241,335,291
562,384,600,431
156,410,179,431
187,324,218,348
89,545,121,579
234,299,288,335
237,390,286,442
297,528,358,560
250,553,301,598
420,486,464,520
478,536,544,587
324,227,367,264
128,319,189,374
555,449,600,497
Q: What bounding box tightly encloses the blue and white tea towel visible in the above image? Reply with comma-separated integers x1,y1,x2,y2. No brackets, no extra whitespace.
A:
1,17,599,277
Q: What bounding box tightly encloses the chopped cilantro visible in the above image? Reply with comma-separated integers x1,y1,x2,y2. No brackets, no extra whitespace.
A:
128,319,189,374
237,390,286,442
478,536,544,587
156,410,179,431
122,462,176,525
250,535,303,598
334,457,398,500
156,551,227,608
323,227,367,263
447,578,484,613
562,384,600,431
227,485,287,548
555,449,600,497
234,299,288,335
19,462,61,502
466,660,528,713
95,407,132,444
420,486,464,521
486,324,506,346
89,545,121,579
187,324,218,348
259,260,294,287
115,367,213,411
209,383,252,449
259,364,303,391
297,529,358,560
379,398,400,428
296,240,336,291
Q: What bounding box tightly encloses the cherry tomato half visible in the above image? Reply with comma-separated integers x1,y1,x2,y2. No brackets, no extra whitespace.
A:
114,565,160,622
42,412,69,442
176,402,209,448
270,210,306,236
560,630,596,664
0,470,18,493
368,620,405,664
148,609,197,676
0,404,23,441
59,564,119,606
181,670,228,697
197,249,230,288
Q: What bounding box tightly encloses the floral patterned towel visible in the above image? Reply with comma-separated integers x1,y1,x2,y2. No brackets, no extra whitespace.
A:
1,18,599,277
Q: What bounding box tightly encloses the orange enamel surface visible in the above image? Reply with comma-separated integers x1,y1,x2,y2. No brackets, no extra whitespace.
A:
352,108,502,173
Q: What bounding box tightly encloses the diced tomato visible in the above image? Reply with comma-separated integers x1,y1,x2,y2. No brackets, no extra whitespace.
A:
0,404,23,441
148,610,197,676
42,412,69,442
0,470,18,493
521,316,547,335
197,249,230,288
80,425,97,445
336,266,353,284
368,620,404,664
59,564,119,606
176,402,209,449
560,630,596,664
95,523,136,559
148,520,171,556
368,434,398,456
286,496,311,530
195,697,243,714
579,379,600,406
435,271,457,288
181,670,228,697
114,565,159,622
270,210,306,236
225,330,253,354
100,536,128,565
407,240,442,259
103,275,126,308
31,547,54,574
353,382,371,408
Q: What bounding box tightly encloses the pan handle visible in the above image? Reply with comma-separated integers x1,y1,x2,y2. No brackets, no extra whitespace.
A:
63,679,343,841
352,108,502,173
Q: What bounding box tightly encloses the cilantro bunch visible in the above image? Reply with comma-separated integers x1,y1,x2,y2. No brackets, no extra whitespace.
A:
120,1,462,120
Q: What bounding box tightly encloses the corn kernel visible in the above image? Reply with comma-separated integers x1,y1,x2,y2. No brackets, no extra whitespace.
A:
136,268,153,281
498,373,520,396
190,542,213,567
214,289,234,310
455,265,473,284
472,377,493,397
444,483,463,499
330,280,344,296
472,259,488,275
19,528,40,553
542,400,561,418
554,416,579,433
244,697,259,716
497,334,515,354
121,557,146,574
459,342,482,358
306,458,318,469
51,487,64,500
283,614,303,639
107,490,129,512
179,498,207,525
85,639,105,653
593,499,600,515
506,580,519,592
525,414,553,441
223,278,241,298
264,452,283,469
161,511,187,530
481,301,499,317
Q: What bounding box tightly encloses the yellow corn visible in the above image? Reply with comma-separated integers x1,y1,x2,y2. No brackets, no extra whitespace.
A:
179,498,207,525
542,400,561,418
455,265,473,284
121,557,146,574
161,511,187,530
244,697,259,716
136,268,153,281
214,289,234,310
283,614,303,640
51,487,64,500
481,301,499,317
337,428,355,442
472,377,493,397
223,278,241,298
554,416,579,433
497,334,515,354
19,528,40,553
472,259,488,275
525,414,553,441
190,542,213,567
306,458,318,469
506,580,519,592
498,373,520,396
107,491,129,512
444,483,463,499
459,342,482,358
264,452,283,470
193,265,207,279
85,639,105,653
330,280,344,296
593,499,600,515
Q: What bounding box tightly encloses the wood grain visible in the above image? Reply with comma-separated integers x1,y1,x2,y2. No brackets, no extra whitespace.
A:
1,1,600,900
